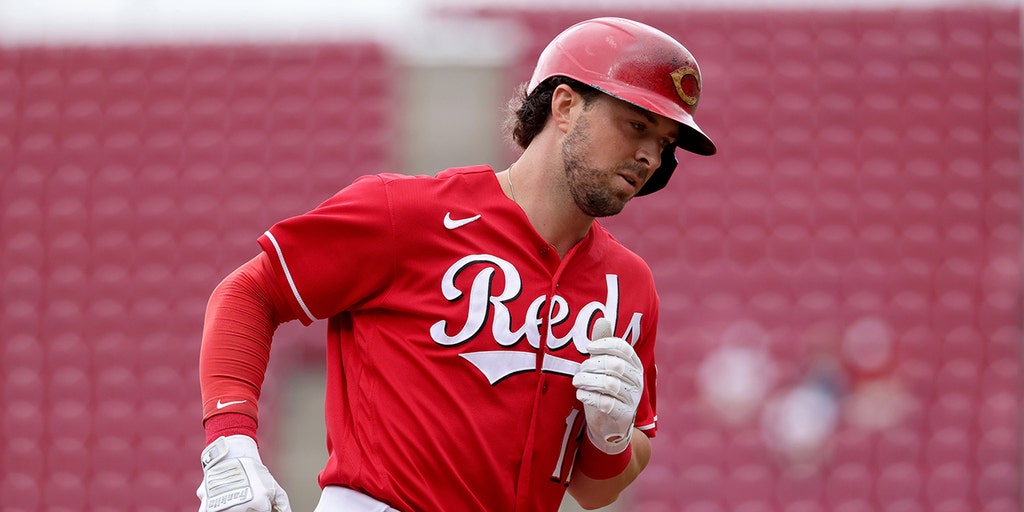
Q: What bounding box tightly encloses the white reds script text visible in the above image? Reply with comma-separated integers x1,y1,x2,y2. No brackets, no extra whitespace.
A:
429,254,643,354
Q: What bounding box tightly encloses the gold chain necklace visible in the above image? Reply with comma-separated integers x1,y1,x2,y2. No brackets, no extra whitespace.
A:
506,165,518,203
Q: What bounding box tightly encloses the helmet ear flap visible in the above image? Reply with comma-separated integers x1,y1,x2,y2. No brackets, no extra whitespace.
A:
637,147,678,196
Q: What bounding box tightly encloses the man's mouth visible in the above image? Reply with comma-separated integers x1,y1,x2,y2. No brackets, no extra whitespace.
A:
617,171,644,192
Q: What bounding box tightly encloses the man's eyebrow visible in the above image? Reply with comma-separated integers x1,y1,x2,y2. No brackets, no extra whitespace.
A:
627,103,658,123
627,103,680,139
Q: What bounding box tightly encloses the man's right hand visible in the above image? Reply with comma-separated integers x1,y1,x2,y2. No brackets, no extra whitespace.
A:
197,435,291,512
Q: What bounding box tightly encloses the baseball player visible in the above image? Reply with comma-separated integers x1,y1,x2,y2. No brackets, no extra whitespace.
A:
197,17,716,512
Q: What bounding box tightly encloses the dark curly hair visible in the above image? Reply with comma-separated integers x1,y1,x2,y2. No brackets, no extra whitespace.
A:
503,77,602,150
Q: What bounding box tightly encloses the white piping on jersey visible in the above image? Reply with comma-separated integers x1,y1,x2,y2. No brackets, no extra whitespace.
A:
637,418,657,431
263,230,317,323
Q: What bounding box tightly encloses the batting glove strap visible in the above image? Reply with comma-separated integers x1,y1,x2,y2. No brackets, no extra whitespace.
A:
584,414,634,455
197,436,292,512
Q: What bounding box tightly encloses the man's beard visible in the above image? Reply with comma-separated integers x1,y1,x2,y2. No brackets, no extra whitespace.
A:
561,118,638,218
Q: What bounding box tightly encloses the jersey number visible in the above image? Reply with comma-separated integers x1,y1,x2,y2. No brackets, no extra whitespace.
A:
551,408,586,485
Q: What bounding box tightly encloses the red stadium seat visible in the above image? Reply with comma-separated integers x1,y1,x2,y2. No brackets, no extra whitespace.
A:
723,464,775,509
877,463,924,505
1,471,43,510
977,427,1020,466
979,392,1020,433
977,462,1019,504
87,471,134,511
924,427,973,467
677,465,725,504
934,359,980,396
830,428,874,467
883,499,927,512
775,466,825,507
43,471,88,510
925,463,974,505
981,359,1021,398
825,463,873,509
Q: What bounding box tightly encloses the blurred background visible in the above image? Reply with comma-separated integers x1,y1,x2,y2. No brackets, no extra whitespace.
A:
1,0,1021,511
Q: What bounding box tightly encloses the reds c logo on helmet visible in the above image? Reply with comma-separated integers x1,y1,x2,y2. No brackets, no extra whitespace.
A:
671,67,702,108
528,17,717,195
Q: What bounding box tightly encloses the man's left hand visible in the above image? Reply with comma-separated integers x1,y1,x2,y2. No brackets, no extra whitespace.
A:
573,318,644,455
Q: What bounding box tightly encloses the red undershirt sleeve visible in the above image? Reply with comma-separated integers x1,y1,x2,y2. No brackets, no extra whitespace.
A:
199,252,299,445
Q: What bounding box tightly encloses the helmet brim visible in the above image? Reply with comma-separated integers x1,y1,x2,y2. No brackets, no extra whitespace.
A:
595,84,717,157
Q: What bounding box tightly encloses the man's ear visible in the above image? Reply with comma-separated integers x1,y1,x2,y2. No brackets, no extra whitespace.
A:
550,84,580,134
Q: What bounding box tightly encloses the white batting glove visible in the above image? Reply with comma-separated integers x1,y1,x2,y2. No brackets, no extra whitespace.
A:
573,318,644,455
197,435,291,512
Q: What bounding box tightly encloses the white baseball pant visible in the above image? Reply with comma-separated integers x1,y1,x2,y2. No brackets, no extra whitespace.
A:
314,486,400,512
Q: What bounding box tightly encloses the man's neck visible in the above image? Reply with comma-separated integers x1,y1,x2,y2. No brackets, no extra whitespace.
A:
500,157,594,259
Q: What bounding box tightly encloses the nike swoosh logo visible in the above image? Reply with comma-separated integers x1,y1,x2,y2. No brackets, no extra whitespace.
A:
216,399,247,410
444,212,481,230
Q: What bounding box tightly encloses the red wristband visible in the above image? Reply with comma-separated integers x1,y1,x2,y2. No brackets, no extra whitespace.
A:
203,413,258,446
576,434,634,480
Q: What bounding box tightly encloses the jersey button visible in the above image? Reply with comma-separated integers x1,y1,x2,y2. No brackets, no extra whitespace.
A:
542,382,549,394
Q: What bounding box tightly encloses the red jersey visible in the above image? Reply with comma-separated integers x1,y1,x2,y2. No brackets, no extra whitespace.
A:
257,166,660,512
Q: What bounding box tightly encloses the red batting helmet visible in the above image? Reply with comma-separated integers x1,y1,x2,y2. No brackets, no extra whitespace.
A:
528,17,717,195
